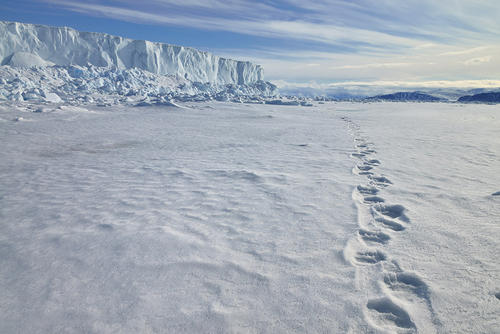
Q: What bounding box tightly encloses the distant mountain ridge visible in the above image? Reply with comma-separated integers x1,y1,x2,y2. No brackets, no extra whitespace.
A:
365,91,444,102
458,92,500,103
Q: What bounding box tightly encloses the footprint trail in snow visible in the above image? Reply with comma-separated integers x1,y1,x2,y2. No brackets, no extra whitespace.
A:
341,116,440,333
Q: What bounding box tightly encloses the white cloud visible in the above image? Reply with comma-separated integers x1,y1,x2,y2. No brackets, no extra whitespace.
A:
40,0,500,84
322,80,500,88
439,46,490,56
330,62,422,70
43,0,423,51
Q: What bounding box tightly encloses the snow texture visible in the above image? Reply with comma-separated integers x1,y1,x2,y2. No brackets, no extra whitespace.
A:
0,21,264,85
1,101,499,333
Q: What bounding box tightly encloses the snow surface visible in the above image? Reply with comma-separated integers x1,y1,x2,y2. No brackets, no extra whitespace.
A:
0,101,499,333
0,21,263,85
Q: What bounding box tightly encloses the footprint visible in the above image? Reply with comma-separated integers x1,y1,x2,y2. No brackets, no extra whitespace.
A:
357,185,379,195
384,272,429,299
357,164,373,171
495,292,500,300
383,272,441,328
370,175,392,185
359,229,390,244
363,196,385,203
373,204,409,222
98,223,114,231
492,191,500,196
351,153,366,158
355,250,387,264
366,159,381,166
375,217,405,232
354,165,373,176
366,297,416,330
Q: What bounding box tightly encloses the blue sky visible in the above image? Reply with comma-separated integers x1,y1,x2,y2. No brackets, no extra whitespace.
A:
1,0,499,88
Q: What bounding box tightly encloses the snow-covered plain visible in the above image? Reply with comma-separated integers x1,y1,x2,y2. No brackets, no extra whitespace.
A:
0,101,499,333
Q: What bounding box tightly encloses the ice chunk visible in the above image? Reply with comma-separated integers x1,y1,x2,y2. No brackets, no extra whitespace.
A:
3,51,54,67
44,92,62,103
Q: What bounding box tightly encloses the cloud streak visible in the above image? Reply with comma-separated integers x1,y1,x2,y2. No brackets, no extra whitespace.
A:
37,0,500,85
43,0,424,51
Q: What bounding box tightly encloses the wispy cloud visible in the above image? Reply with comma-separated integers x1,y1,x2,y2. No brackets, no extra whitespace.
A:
330,62,427,70
42,0,423,51
274,79,500,89
439,46,490,57
38,0,500,85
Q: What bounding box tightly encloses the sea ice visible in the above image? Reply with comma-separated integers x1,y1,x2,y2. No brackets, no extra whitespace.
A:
0,101,498,333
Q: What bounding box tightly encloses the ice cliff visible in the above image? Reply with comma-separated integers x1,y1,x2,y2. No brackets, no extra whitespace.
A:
0,21,264,85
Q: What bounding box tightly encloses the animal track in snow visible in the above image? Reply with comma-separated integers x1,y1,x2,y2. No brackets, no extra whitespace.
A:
363,196,385,204
492,191,500,196
361,149,376,154
355,250,387,264
357,164,373,171
375,217,405,232
98,223,114,231
357,185,379,196
382,270,440,328
366,297,416,331
369,175,393,186
366,159,381,166
373,204,409,222
384,272,429,300
342,116,431,333
359,229,390,244
351,152,366,159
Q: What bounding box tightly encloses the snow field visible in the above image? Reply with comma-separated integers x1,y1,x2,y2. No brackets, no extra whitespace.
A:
0,102,363,333
0,101,499,333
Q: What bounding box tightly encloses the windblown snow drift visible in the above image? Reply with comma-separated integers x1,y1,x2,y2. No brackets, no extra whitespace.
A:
0,21,263,85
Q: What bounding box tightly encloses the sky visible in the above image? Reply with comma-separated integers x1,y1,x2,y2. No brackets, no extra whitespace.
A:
1,0,500,90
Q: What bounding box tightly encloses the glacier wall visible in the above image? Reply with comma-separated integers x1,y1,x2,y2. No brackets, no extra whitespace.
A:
0,21,264,85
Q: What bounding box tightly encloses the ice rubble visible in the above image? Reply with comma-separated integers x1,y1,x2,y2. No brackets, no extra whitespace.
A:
0,63,278,105
0,21,263,85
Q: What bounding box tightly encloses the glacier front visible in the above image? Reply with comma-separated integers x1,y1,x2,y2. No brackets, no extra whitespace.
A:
0,21,264,85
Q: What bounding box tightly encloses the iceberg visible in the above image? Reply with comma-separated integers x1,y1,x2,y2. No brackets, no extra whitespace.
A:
0,21,264,85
